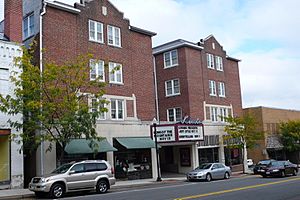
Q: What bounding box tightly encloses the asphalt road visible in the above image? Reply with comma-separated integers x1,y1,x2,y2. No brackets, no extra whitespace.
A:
27,174,300,200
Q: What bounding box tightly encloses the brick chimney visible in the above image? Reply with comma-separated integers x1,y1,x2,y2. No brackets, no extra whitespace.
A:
4,0,23,43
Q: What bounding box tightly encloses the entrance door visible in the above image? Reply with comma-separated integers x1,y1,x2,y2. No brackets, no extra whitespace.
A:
0,135,10,184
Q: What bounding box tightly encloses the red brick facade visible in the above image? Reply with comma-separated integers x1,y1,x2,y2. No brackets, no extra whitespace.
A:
41,0,156,121
154,36,243,121
4,0,22,43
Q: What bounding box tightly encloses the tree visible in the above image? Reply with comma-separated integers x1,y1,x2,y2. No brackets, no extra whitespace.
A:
279,120,300,163
224,114,263,173
0,45,108,163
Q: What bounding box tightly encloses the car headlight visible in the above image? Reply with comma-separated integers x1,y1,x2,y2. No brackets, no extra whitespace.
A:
272,169,279,172
197,172,204,176
40,178,51,183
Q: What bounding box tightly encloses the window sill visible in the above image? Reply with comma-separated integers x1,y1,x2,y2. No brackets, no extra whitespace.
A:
109,82,124,86
89,39,105,45
209,94,217,97
219,95,226,98
164,64,179,69
108,44,122,49
166,93,180,97
207,66,215,70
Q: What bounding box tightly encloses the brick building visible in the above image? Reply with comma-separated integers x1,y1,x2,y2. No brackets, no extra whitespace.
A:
0,0,23,188
153,36,243,174
244,106,300,164
5,0,159,185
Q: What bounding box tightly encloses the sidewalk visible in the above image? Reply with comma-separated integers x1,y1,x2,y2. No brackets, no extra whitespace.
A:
0,171,247,199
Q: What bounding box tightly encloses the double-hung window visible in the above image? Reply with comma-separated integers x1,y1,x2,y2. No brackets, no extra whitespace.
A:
90,59,105,81
167,107,182,122
218,82,226,97
23,14,34,39
210,107,218,122
107,25,121,47
219,108,227,122
164,50,178,68
165,79,180,96
209,80,217,96
111,99,124,120
207,53,214,69
215,56,223,71
91,98,106,120
89,20,104,43
109,62,123,84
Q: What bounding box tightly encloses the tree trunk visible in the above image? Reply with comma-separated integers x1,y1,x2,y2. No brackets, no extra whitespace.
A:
242,140,249,174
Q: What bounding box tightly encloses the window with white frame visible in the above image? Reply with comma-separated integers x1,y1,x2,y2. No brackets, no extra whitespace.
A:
107,25,121,47
218,82,226,97
209,80,217,96
23,14,34,39
164,50,178,68
89,20,104,43
91,98,106,120
210,107,218,122
111,99,124,120
109,62,123,84
215,56,223,71
167,107,182,122
90,59,105,81
207,53,214,69
165,79,180,96
219,107,227,122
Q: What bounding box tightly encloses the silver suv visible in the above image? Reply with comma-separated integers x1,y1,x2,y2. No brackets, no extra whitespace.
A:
29,160,116,198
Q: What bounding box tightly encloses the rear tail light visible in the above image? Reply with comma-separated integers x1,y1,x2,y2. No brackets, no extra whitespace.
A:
111,166,114,174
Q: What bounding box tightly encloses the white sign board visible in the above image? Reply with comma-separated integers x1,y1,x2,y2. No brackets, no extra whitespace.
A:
178,126,204,141
153,126,176,142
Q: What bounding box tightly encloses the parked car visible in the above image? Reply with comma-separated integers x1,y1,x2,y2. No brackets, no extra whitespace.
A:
29,160,116,199
260,160,298,178
186,163,231,182
253,159,276,174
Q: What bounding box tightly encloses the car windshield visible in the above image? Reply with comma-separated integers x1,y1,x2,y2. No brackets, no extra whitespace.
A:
52,163,73,174
196,163,212,169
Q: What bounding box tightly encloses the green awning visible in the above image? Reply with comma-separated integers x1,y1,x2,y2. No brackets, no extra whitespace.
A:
65,139,117,154
115,137,156,149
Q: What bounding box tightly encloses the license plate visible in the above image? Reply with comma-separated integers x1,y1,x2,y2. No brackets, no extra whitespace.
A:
266,172,270,174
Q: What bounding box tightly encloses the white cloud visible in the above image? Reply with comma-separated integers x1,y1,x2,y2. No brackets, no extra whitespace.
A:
1,0,300,110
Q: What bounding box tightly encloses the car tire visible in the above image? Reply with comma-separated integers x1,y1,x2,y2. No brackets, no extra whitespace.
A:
224,172,230,179
50,183,65,199
293,169,297,176
206,173,212,182
281,170,285,177
96,179,109,194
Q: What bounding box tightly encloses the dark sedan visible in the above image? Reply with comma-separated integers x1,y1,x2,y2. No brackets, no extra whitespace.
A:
260,160,298,178
253,159,276,174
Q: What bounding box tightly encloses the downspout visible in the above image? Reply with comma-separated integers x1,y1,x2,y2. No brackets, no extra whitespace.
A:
153,55,160,123
39,0,47,176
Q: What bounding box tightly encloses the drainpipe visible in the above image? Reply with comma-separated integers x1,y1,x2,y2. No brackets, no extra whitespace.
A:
152,56,160,123
39,0,47,176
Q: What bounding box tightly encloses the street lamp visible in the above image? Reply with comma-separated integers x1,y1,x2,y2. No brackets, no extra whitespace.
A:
153,122,162,182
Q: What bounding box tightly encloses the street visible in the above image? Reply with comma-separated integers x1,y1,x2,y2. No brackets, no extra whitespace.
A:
24,174,300,200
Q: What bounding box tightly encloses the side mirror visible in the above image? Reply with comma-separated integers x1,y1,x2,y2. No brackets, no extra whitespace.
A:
69,170,75,175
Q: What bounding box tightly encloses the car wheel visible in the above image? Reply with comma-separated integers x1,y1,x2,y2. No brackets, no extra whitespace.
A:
224,172,230,179
96,179,109,193
206,173,212,182
281,170,286,177
50,183,65,199
293,169,297,176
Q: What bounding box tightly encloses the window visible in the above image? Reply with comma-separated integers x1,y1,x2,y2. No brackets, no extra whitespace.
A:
70,164,84,173
107,25,121,47
111,99,124,120
23,14,34,39
207,53,214,69
209,80,216,96
89,20,104,43
218,82,226,97
165,79,180,96
167,108,182,122
215,56,223,71
220,108,227,122
210,107,218,122
164,50,178,68
90,59,105,81
91,98,106,120
109,62,123,84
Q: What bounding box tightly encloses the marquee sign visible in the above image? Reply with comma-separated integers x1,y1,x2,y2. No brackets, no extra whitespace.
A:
151,117,204,143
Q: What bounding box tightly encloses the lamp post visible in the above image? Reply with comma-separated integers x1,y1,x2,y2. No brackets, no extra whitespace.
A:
153,122,162,182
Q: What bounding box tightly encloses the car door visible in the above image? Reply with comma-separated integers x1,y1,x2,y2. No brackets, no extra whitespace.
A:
66,163,89,191
284,161,293,174
84,163,100,188
211,164,222,179
217,164,226,179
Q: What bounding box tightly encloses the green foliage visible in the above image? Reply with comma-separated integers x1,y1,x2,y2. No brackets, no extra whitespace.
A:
0,44,108,159
279,120,300,152
224,114,263,149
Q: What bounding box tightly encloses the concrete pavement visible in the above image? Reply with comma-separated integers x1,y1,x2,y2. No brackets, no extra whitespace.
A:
0,171,247,199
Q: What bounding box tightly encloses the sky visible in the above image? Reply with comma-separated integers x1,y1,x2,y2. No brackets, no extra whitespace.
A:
0,0,300,111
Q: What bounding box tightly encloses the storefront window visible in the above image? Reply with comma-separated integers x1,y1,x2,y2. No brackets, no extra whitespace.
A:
199,148,219,164
0,135,10,183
